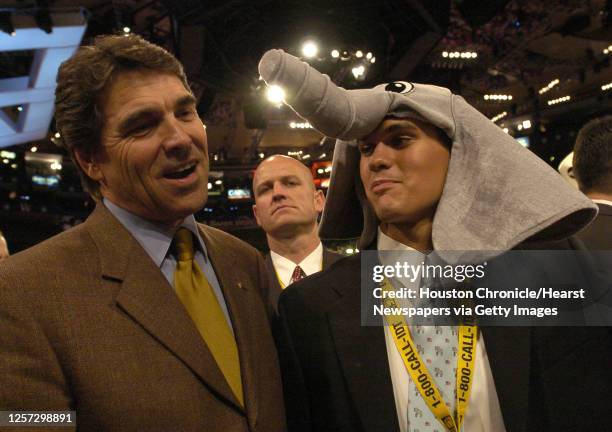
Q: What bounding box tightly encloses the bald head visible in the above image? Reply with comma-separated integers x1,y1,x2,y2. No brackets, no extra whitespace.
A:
252,154,324,238
253,155,315,192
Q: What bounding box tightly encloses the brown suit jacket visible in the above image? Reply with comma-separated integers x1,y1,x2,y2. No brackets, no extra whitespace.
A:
0,204,285,431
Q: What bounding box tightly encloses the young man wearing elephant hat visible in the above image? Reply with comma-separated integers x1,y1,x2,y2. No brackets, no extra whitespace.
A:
258,49,612,432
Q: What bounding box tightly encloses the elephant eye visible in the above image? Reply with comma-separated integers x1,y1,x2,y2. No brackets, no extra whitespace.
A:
384,81,414,94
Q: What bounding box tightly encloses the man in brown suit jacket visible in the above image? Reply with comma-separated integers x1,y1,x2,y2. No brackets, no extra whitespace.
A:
0,35,285,431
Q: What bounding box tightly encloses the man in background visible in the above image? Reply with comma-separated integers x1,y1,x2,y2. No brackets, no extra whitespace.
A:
0,230,9,261
252,155,342,312
0,34,284,431
573,115,612,249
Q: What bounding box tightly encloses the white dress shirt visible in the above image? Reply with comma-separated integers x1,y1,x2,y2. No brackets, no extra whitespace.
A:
378,228,506,432
270,242,323,288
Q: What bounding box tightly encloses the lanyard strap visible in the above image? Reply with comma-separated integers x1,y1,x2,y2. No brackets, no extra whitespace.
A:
381,278,478,432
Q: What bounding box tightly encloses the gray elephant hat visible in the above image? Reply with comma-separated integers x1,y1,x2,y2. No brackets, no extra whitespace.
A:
258,49,596,257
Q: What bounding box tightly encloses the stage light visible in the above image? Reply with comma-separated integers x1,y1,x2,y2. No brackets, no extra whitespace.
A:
266,85,285,104
491,111,507,122
351,65,365,78
547,95,571,105
302,41,318,58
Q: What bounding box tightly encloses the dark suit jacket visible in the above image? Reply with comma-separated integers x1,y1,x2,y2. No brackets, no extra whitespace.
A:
577,203,612,249
264,247,343,314
0,204,285,431
278,245,612,432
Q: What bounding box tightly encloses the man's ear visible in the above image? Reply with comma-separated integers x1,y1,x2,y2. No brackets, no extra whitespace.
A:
252,204,262,227
73,148,104,182
314,189,325,213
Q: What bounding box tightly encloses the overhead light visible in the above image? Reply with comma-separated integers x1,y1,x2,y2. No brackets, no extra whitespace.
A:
54,132,61,138
502,127,509,133
547,95,571,106
345,248,354,254
366,52,372,59
442,51,449,58
50,161,62,171
331,49,340,58
302,154,311,160
207,182,212,190
491,111,508,122
123,26,131,34
319,153,326,159
522,120,531,129
302,41,318,58
355,50,363,58
30,146,38,153
0,11,15,36
17,106,23,112
601,82,612,91
258,152,265,159
484,94,513,101
351,65,365,79
517,124,523,131
266,85,285,104
538,78,560,95
214,179,223,185
370,57,376,64
290,121,312,129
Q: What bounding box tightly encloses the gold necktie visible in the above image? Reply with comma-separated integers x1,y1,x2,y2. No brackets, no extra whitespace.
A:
173,228,243,406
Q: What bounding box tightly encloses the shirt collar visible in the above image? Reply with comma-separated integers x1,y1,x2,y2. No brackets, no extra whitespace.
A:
103,198,208,267
377,227,425,267
270,242,323,287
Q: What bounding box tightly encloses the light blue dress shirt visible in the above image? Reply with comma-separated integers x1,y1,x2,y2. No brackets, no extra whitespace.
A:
103,199,234,330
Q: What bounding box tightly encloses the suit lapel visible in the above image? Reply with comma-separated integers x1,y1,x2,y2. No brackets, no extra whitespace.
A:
481,326,531,432
326,263,400,432
199,225,264,429
85,204,242,412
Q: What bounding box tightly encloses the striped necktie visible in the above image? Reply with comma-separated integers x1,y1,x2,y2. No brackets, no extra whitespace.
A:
289,265,307,285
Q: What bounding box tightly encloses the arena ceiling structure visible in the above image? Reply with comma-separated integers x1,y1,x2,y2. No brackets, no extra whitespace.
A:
1,0,611,165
